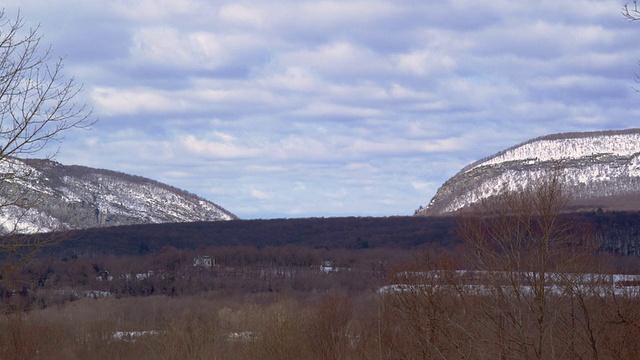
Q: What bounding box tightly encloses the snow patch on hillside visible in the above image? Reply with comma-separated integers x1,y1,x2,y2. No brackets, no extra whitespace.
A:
444,162,639,214
0,158,235,233
467,133,640,172
423,129,640,216
629,155,640,177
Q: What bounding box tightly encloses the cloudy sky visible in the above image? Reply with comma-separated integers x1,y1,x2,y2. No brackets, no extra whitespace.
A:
3,0,639,219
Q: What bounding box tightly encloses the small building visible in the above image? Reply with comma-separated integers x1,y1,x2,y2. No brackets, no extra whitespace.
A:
193,256,214,268
96,270,113,281
320,259,338,273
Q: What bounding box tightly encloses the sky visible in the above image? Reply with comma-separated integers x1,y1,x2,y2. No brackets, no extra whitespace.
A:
2,0,639,219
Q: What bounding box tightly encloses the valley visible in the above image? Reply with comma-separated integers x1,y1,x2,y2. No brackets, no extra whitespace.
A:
3,130,640,358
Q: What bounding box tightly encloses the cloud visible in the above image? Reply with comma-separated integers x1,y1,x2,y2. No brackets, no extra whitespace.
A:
395,49,457,76
218,4,266,28
108,0,203,22
91,87,182,115
250,187,272,200
128,26,269,73
293,102,383,118
278,41,392,79
10,0,636,219
181,134,261,159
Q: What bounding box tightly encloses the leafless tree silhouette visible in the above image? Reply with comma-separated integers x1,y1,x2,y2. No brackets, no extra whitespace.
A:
0,9,93,284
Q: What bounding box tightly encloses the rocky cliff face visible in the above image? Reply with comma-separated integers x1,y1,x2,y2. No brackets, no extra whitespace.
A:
416,129,640,216
0,158,236,233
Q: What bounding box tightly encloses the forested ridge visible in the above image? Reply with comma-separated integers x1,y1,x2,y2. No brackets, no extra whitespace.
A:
42,216,459,257
27,210,640,258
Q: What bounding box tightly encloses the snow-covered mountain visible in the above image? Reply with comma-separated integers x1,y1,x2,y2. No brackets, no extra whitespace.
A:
416,128,640,216
0,158,236,233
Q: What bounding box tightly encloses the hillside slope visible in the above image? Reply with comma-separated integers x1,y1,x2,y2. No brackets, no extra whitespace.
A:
416,128,640,216
0,158,236,232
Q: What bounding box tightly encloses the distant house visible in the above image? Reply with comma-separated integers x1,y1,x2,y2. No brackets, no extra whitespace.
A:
193,256,214,268
84,290,112,299
96,270,113,281
121,271,154,281
320,259,338,273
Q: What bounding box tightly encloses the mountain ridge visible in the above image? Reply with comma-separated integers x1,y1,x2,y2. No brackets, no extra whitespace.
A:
417,128,640,216
459,128,640,175
0,158,236,233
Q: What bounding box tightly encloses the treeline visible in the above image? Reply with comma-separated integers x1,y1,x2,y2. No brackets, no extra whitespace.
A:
40,216,460,257
1,244,418,311
589,210,640,256
27,211,640,258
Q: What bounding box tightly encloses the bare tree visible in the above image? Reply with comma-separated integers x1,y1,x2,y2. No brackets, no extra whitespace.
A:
621,1,640,93
457,173,598,359
0,9,92,285
623,1,640,21
0,10,91,160
380,248,478,359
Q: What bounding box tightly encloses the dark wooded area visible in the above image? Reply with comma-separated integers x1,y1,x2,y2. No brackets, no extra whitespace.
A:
25,210,640,258
40,216,460,257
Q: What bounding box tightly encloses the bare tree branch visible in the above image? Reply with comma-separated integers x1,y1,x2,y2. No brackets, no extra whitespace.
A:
623,1,640,21
0,9,93,286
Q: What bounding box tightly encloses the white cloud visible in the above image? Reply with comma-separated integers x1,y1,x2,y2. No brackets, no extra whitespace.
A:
278,41,392,78
245,165,289,173
348,137,464,155
293,102,383,118
218,4,266,28
298,1,399,24
395,50,457,76
212,131,236,143
163,171,192,179
411,181,436,191
181,135,261,159
90,80,286,116
108,0,203,22
260,67,321,92
22,0,640,219
129,27,237,70
250,187,272,200
91,86,187,115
